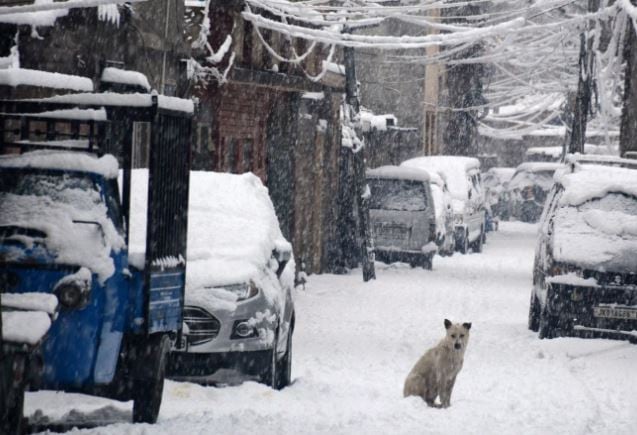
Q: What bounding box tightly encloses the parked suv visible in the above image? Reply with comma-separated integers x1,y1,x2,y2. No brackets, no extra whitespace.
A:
128,171,296,389
401,156,486,254
508,162,561,223
366,166,437,269
529,163,637,342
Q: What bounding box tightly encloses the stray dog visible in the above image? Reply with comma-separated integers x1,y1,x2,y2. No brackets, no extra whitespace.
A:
403,319,471,408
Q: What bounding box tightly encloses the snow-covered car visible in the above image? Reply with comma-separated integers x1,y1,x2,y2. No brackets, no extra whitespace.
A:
482,167,515,221
401,156,486,254
428,171,455,256
129,171,296,389
528,164,637,342
508,162,561,223
366,166,437,268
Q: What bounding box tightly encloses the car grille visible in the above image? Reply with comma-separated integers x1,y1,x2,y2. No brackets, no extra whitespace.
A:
183,306,221,346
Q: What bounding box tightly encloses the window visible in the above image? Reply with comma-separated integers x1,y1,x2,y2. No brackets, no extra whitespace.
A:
368,179,428,212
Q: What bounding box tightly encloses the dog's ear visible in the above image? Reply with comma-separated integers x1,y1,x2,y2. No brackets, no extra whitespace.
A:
444,319,452,329
463,322,472,330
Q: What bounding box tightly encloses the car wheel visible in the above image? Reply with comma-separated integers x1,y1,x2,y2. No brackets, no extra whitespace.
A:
528,293,541,332
422,254,433,270
276,321,294,390
456,231,469,254
260,328,279,389
472,228,484,253
132,334,170,424
538,308,558,339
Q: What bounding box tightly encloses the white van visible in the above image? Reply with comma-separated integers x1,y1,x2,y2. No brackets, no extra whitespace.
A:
401,156,486,254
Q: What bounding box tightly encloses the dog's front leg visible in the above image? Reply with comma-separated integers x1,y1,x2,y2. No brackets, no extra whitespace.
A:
439,376,457,408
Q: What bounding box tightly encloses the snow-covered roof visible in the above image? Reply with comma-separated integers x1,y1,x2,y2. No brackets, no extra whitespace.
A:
101,67,151,91
31,92,195,114
360,109,397,132
526,144,619,159
129,170,291,289
366,165,430,183
0,150,119,179
401,156,480,200
0,68,94,92
557,164,637,207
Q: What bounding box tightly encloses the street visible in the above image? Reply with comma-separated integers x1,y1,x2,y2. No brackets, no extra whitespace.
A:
26,222,637,434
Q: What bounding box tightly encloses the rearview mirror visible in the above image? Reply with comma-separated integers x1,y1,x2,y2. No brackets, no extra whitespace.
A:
273,246,292,278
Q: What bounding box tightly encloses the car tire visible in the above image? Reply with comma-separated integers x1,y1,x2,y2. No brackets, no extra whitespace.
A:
422,254,433,270
260,327,279,389
528,293,541,332
275,321,294,390
456,231,469,254
472,228,484,253
132,334,170,424
538,308,558,339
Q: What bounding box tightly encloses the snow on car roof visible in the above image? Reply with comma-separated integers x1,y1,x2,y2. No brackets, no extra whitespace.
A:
366,165,430,183
514,162,563,173
557,164,637,206
0,150,119,179
401,156,480,200
129,170,291,289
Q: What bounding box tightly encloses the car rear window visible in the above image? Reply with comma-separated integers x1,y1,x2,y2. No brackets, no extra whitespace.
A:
368,179,428,212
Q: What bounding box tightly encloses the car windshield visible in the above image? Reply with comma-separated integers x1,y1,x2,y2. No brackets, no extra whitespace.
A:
368,179,427,211
553,193,637,270
0,170,101,208
509,169,555,191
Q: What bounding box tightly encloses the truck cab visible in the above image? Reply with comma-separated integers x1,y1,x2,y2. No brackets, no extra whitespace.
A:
0,89,193,428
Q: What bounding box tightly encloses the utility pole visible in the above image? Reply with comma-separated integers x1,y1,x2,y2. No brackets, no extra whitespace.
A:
343,42,375,282
567,0,599,156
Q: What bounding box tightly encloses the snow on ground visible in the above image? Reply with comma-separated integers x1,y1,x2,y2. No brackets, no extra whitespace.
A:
26,222,637,434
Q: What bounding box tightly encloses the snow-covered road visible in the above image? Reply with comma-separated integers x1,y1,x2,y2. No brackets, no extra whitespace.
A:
28,222,637,434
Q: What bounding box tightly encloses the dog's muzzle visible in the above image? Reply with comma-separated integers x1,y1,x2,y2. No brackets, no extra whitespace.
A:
454,343,462,350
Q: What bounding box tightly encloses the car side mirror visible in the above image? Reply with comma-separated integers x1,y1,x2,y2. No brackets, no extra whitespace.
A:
273,246,292,278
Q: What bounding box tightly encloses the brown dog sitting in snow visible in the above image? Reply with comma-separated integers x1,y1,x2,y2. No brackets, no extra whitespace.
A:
403,319,471,408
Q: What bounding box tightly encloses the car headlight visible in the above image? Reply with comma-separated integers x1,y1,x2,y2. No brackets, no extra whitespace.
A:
54,275,91,309
225,282,259,301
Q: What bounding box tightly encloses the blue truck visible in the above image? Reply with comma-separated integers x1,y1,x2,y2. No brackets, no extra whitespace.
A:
0,90,193,431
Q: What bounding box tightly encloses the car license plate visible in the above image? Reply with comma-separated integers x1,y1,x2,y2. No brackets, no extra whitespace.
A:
593,306,637,320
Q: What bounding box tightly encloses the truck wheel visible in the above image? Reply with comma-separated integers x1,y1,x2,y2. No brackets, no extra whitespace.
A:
1,354,26,435
132,334,170,424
